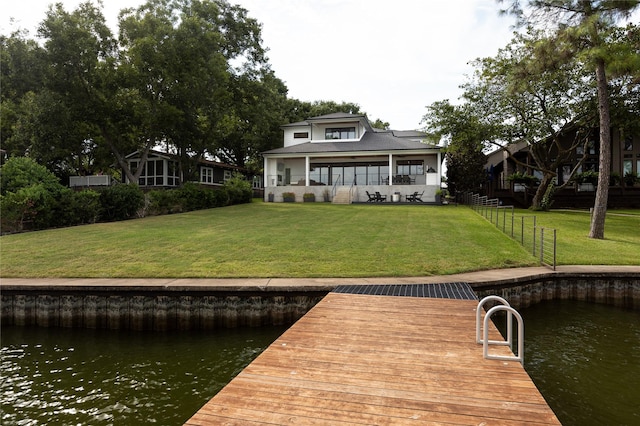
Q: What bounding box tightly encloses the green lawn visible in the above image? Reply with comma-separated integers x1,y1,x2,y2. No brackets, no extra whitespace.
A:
522,209,640,265
1,203,637,278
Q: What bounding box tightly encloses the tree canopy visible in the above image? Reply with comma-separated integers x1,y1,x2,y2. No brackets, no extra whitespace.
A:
423,2,639,218
499,0,640,237
1,1,392,184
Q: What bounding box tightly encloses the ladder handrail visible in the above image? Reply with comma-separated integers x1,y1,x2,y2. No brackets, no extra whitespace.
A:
483,305,524,366
476,295,512,346
331,174,341,197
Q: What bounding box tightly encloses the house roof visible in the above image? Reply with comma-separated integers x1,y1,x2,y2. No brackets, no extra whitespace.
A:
392,130,428,138
281,112,371,130
306,112,367,121
263,131,438,156
125,149,246,170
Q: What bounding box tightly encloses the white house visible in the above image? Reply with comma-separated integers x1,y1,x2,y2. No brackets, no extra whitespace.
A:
262,113,442,203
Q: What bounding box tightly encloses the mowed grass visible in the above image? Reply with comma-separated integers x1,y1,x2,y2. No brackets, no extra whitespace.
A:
1,203,537,278
522,209,640,265
1,203,637,278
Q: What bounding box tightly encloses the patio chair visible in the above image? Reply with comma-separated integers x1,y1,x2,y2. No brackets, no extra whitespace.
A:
366,191,377,202
414,191,424,202
406,192,417,202
375,191,387,202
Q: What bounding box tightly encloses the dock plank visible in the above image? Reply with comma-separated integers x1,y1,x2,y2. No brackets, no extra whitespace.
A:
186,292,560,425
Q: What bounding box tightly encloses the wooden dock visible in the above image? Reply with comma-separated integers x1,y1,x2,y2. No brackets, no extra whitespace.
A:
186,287,560,425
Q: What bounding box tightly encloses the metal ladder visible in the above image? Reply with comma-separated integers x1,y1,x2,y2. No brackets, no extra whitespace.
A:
476,295,524,365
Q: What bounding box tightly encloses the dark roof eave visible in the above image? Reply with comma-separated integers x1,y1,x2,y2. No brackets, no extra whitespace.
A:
263,147,440,157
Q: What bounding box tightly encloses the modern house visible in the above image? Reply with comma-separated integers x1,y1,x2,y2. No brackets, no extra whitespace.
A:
262,113,442,203
485,128,640,208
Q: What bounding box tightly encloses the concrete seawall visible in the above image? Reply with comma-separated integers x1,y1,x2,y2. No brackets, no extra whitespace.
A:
1,267,638,330
471,274,640,310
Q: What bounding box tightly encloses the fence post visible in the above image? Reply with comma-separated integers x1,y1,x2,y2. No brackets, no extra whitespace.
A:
532,217,537,257
511,207,515,238
540,228,544,264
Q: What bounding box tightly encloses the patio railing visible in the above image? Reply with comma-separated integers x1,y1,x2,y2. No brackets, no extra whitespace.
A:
460,192,557,270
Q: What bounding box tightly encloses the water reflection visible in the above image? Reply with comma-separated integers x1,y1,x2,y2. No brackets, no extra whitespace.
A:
1,325,287,425
519,300,640,426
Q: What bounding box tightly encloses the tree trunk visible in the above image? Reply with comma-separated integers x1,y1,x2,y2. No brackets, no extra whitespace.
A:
101,126,152,185
589,59,611,239
531,172,554,210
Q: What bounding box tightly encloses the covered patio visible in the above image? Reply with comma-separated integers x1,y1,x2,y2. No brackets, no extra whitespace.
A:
263,151,442,203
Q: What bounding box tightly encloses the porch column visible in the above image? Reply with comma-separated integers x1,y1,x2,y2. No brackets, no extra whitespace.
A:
436,151,442,186
305,156,310,186
388,154,393,185
263,156,270,187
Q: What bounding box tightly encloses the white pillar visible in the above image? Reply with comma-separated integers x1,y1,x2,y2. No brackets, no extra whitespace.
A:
388,154,393,185
305,156,310,186
437,151,442,186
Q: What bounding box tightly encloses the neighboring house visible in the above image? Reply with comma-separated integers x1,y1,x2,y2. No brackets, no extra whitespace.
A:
122,150,246,188
485,128,640,208
262,113,442,203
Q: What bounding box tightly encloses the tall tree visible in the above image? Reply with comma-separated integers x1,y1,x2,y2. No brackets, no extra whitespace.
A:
0,32,46,158
422,101,491,195
215,70,288,169
500,0,640,237
36,1,147,184
119,0,274,174
461,29,596,209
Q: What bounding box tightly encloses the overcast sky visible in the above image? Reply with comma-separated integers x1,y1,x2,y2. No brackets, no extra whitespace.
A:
3,0,523,130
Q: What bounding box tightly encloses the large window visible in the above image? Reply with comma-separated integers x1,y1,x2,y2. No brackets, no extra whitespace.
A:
309,166,330,185
396,160,424,176
325,127,356,140
312,162,388,185
131,159,166,186
167,161,179,186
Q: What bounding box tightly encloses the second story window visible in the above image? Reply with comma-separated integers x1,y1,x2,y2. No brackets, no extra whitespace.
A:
325,127,356,140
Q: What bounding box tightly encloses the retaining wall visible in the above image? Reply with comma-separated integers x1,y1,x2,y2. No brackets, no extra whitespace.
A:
472,274,639,310
1,273,638,330
0,290,327,330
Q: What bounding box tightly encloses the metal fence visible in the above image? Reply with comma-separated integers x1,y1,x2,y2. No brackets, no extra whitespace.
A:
460,193,557,270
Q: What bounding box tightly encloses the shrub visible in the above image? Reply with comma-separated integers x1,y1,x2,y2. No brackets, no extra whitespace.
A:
624,172,638,187
212,189,229,207
507,172,539,186
70,190,101,224
177,182,215,211
573,170,598,185
147,189,183,216
0,184,55,232
282,192,295,202
0,157,62,196
99,184,145,221
223,173,252,205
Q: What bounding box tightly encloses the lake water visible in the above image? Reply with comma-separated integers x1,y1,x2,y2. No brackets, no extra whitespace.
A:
0,325,287,424
518,300,640,426
2,300,638,425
